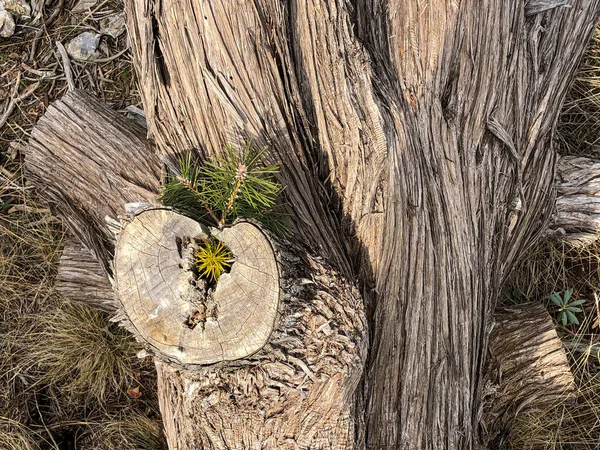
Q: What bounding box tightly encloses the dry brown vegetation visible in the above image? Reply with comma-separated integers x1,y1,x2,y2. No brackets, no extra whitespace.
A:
0,167,166,449
1,0,166,448
1,1,600,448
505,28,600,450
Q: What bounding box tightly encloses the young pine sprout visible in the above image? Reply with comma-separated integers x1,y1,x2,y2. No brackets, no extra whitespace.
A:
159,142,287,235
195,239,232,282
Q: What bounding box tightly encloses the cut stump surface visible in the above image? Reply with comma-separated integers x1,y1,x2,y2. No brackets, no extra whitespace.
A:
113,208,280,366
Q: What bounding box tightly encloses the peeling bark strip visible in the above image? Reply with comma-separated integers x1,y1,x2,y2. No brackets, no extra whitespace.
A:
524,0,571,16
124,0,600,448
113,209,280,366
550,155,600,246
24,90,161,273
482,302,574,445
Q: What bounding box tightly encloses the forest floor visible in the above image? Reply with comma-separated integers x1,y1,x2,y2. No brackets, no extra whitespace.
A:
1,1,600,449
0,0,166,448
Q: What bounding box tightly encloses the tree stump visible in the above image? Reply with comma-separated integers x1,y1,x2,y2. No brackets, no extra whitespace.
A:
482,302,574,446
23,0,600,444
113,208,280,366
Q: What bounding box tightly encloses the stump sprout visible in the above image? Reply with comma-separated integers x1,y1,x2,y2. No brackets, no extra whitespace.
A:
159,142,287,236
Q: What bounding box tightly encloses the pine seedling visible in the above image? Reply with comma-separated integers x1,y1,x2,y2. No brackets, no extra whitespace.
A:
159,142,288,234
195,239,232,282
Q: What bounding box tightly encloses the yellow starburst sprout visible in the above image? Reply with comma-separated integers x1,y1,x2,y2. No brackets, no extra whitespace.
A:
195,239,232,281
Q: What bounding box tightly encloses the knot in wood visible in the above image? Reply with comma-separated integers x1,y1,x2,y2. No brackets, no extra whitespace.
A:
113,208,279,366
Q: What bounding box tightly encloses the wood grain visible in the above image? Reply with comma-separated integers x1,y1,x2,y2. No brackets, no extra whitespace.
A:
483,302,574,444
124,0,600,447
114,209,280,365
549,155,600,246
56,239,116,312
24,90,161,274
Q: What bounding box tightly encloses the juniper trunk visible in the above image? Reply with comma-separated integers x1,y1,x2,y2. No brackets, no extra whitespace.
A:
22,0,600,449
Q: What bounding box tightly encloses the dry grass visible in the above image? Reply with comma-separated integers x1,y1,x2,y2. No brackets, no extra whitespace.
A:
0,1,165,447
0,168,166,449
0,417,40,450
558,28,600,156
0,94,164,450
505,27,600,449
504,239,600,306
77,410,167,450
15,302,143,406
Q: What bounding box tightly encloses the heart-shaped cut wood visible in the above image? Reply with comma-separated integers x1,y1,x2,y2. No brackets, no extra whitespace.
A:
113,208,279,365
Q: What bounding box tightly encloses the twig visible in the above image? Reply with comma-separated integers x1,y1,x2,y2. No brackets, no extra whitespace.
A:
219,164,247,228
593,292,600,329
0,72,21,128
0,74,41,129
56,40,74,90
563,340,600,355
90,45,130,63
176,176,221,226
7,204,51,215
29,0,65,62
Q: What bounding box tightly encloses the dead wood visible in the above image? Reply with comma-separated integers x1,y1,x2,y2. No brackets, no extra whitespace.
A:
24,89,161,274
482,302,574,446
123,1,600,447
549,155,600,246
56,238,116,312
19,0,600,447
154,246,367,449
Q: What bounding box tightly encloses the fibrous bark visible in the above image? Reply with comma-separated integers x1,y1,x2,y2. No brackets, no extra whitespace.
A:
24,90,161,274
24,92,369,447
123,1,600,448
549,155,600,246
155,246,367,449
23,1,600,448
26,91,577,448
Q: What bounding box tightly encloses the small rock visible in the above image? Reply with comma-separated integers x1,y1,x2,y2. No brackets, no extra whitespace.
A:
0,0,30,17
99,12,125,38
0,8,15,37
65,31,101,61
71,0,96,14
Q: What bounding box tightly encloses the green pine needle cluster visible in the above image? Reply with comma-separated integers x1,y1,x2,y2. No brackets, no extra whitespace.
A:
195,239,232,282
159,143,288,235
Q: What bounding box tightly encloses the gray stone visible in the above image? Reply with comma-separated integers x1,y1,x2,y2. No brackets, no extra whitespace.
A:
99,12,125,38
0,8,15,37
65,31,101,61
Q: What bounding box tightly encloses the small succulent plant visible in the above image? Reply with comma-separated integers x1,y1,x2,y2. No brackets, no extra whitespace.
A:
550,288,586,326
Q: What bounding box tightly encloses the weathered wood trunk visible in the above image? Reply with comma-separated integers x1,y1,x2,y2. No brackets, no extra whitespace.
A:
23,0,600,448
549,155,600,246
